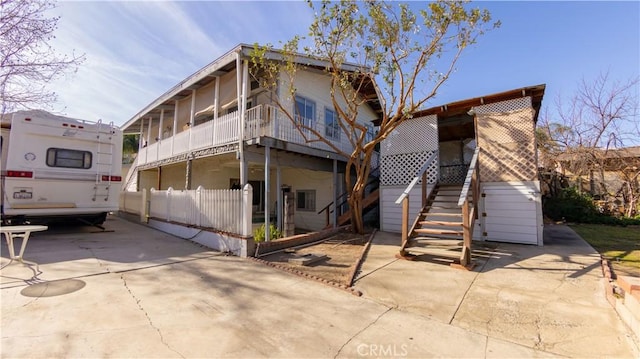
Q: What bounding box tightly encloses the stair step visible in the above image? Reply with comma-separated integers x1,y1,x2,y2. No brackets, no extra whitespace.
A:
419,220,463,226
405,245,461,253
414,228,464,236
426,206,459,211
408,238,463,247
403,246,463,259
421,212,462,217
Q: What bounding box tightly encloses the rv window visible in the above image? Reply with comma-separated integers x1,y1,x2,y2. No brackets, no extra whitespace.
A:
46,148,92,169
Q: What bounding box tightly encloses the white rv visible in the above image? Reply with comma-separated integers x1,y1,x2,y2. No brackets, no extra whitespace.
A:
1,110,123,225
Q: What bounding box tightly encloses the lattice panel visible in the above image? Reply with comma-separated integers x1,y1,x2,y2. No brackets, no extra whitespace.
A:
476,109,535,144
440,165,468,184
380,151,438,186
476,102,537,182
381,115,438,156
474,96,532,115
479,142,537,181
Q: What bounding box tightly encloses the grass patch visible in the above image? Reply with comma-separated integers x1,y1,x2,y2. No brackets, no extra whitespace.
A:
570,224,640,276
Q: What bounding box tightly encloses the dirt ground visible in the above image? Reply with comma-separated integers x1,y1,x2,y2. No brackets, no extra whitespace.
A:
259,232,372,286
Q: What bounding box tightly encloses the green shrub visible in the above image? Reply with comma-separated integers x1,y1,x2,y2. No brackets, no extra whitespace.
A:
544,186,640,226
544,186,598,222
254,224,282,242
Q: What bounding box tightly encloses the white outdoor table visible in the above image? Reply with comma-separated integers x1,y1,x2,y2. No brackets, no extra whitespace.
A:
0,225,48,263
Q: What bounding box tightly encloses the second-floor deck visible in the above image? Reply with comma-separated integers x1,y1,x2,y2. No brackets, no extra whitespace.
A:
136,104,375,167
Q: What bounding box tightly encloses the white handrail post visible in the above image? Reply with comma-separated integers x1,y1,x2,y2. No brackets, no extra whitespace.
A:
141,188,148,222
461,200,471,267
243,183,253,237
196,185,203,227
401,196,409,253
166,187,173,221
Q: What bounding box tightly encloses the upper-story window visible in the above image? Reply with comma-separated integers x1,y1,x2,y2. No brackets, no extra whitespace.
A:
294,95,315,129
325,108,340,140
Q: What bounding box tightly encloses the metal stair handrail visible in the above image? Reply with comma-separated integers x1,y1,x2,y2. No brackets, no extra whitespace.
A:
318,163,381,227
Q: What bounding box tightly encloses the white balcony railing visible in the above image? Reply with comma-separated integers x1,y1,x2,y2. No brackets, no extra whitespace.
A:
136,104,375,167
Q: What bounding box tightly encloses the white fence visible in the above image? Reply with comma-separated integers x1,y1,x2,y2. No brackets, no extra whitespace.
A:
119,191,143,215
120,185,253,237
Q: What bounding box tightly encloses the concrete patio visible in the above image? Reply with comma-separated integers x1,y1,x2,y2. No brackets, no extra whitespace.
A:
1,216,637,358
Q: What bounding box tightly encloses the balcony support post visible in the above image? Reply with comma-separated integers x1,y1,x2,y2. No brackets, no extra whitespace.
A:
146,116,152,146
213,76,219,121
172,100,178,155
276,164,282,231
333,159,338,228
139,117,144,150
264,145,271,241
236,52,248,185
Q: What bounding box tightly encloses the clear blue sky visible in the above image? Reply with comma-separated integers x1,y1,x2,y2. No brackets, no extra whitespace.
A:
49,1,639,130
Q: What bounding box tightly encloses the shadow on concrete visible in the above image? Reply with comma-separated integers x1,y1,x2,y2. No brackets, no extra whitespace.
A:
360,223,602,278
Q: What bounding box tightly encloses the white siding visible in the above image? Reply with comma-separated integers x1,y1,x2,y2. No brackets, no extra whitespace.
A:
480,181,543,245
282,167,334,231
380,185,435,233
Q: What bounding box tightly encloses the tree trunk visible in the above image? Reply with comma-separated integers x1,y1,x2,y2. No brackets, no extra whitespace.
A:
349,190,364,234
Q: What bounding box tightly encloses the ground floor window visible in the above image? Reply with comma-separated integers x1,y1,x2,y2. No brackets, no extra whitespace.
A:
296,189,316,211
230,178,265,209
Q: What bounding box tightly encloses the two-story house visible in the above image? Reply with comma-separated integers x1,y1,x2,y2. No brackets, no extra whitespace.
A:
120,44,381,252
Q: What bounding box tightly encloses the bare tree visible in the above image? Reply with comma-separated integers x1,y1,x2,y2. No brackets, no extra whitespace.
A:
251,0,498,234
541,72,640,214
0,0,84,113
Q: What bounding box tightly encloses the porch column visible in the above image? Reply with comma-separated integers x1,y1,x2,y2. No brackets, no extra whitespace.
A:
138,118,144,150
158,109,164,141
213,76,219,120
185,155,192,190
146,116,152,145
264,145,271,241
189,89,196,148
236,52,247,185
276,164,282,231
333,159,338,228
172,100,179,155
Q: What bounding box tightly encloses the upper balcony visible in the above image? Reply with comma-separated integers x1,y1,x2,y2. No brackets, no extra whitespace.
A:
135,104,375,167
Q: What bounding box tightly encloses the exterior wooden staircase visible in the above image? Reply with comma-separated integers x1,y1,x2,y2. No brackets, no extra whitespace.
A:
395,148,479,269
320,165,380,229
400,184,468,255
332,188,380,227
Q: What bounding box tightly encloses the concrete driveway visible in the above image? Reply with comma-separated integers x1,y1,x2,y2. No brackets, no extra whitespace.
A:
1,216,637,358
